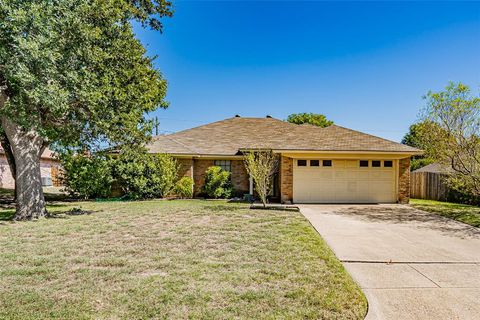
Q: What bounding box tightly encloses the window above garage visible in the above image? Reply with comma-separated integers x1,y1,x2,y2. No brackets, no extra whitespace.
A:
322,160,332,167
297,159,307,166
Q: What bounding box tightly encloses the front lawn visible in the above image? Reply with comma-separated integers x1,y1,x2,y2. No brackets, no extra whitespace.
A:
410,199,480,227
0,200,366,319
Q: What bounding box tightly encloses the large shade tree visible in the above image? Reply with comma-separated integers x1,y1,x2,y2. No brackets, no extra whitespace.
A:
0,0,172,219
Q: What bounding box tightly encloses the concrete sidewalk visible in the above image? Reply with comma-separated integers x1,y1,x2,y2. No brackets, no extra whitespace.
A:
300,204,480,320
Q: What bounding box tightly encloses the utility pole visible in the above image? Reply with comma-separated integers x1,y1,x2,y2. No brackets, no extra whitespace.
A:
152,116,160,135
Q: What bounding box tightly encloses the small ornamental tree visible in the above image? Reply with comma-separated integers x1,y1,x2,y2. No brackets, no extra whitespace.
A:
418,82,480,197
244,150,279,207
286,113,333,127
0,0,172,219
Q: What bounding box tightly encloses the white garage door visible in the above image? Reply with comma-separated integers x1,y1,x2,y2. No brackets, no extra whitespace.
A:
293,159,396,203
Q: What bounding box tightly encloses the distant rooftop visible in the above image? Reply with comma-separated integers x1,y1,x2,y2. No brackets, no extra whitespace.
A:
412,163,452,174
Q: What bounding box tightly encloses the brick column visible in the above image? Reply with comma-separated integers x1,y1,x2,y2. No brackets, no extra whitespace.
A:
280,156,293,203
398,157,411,204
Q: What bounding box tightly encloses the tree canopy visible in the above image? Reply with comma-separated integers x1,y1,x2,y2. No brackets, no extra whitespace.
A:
418,82,480,197
0,0,172,150
401,121,435,171
0,0,173,219
402,123,426,149
286,113,333,127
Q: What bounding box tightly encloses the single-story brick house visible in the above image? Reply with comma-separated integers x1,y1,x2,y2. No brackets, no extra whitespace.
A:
0,147,62,189
147,116,422,204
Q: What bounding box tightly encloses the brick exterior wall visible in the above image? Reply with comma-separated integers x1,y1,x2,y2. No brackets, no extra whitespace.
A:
280,156,293,203
398,157,411,204
177,159,250,197
192,159,214,196
177,159,194,179
231,160,249,195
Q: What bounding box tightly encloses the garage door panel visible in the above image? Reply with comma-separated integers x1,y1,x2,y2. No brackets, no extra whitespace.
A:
352,170,370,180
293,161,396,203
370,170,393,180
334,170,347,179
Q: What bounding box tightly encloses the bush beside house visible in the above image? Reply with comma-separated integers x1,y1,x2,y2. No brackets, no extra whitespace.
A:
60,151,188,200
174,177,194,199
114,152,179,199
202,166,234,199
60,153,113,199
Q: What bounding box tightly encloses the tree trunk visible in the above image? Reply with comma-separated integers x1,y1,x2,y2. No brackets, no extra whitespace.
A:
1,116,47,220
0,131,17,200
0,89,17,200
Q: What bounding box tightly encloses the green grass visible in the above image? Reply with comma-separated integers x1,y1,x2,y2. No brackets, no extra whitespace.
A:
410,199,480,227
0,200,366,319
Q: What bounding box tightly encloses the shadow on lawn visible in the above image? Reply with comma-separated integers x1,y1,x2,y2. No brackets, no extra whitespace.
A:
0,204,94,222
331,205,480,239
0,188,94,222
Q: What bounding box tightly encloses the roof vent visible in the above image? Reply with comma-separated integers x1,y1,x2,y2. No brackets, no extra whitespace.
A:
235,114,241,117
266,115,272,118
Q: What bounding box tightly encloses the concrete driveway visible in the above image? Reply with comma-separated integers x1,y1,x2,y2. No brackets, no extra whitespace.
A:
300,204,480,320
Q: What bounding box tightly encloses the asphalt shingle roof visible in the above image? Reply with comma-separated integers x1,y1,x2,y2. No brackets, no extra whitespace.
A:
147,117,421,155
412,163,452,173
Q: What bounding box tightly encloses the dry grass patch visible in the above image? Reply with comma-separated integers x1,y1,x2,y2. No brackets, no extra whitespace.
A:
0,200,366,319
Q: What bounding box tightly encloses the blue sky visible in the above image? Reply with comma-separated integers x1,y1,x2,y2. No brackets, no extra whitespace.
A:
133,1,480,142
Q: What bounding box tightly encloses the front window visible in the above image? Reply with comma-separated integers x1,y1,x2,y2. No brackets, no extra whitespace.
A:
214,160,231,172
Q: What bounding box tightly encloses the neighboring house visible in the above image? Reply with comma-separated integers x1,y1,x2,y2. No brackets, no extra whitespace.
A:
147,116,422,204
412,162,452,174
0,147,62,189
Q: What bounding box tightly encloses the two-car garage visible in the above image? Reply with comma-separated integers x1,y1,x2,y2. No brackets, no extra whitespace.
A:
292,159,397,203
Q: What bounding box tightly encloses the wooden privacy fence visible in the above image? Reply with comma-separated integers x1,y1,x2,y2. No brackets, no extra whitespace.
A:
410,172,449,201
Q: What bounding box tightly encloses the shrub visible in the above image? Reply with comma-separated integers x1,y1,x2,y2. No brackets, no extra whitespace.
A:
446,177,480,205
60,152,113,199
174,177,194,199
203,166,233,199
113,151,179,199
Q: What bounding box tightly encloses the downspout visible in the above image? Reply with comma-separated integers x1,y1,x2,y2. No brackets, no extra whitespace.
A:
249,175,253,195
